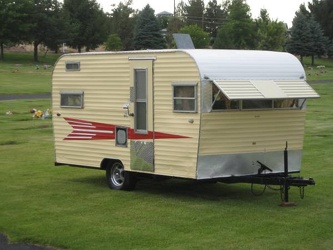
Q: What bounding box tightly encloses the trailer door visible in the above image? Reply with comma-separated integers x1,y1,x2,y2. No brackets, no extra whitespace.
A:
128,58,155,172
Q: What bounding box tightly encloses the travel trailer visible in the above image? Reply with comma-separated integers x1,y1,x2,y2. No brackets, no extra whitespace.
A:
52,49,319,193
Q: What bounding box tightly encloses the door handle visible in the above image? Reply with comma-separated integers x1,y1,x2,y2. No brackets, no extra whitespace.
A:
123,103,134,117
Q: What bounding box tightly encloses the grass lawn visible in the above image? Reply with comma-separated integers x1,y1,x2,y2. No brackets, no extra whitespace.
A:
0,53,332,249
303,57,333,81
0,52,61,95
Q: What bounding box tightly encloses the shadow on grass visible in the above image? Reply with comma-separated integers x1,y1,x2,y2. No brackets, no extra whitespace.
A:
0,140,24,146
14,124,52,130
70,174,280,204
136,178,274,202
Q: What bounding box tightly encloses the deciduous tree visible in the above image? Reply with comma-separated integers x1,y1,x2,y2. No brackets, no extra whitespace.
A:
179,0,205,28
109,0,136,50
204,0,226,43
63,0,108,52
0,0,33,60
213,0,255,49
105,34,122,51
255,9,286,51
179,25,209,48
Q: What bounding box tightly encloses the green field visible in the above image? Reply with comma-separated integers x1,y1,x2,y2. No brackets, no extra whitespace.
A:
0,52,60,95
0,53,332,249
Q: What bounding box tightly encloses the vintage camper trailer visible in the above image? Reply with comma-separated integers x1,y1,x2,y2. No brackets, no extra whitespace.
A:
52,49,319,191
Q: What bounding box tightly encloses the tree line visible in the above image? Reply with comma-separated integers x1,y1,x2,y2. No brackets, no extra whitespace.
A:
0,0,332,65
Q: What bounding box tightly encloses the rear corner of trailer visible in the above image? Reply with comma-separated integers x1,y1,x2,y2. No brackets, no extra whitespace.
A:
187,50,320,180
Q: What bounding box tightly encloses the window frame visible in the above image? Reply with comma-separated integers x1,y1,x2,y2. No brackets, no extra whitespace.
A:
172,83,198,113
211,84,301,111
65,61,80,71
60,91,84,109
134,69,148,134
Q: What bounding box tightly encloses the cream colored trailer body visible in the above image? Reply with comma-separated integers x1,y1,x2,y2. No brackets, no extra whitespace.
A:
52,49,319,184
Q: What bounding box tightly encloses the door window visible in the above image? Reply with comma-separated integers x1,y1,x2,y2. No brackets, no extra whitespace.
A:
134,69,147,133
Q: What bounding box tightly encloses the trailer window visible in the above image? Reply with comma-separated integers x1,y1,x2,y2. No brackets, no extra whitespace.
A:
212,85,239,110
173,84,197,112
242,99,299,109
65,62,80,71
274,99,299,108
60,91,84,108
242,100,273,109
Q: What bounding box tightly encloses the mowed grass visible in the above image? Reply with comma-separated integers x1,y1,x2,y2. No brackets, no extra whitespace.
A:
0,52,61,95
303,57,333,81
0,53,333,249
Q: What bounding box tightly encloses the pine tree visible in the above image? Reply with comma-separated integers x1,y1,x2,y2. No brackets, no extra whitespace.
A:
286,11,312,63
287,9,329,65
133,5,166,50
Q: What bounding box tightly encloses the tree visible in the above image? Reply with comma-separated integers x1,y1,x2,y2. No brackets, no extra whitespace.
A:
287,11,312,63
308,17,330,64
213,0,256,49
105,34,122,51
29,0,69,62
166,17,185,48
204,0,226,43
180,0,205,28
0,0,33,60
109,0,136,50
308,0,333,41
179,25,209,48
287,7,329,65
63,0,108,52
255,9,286,51
133,5,166,50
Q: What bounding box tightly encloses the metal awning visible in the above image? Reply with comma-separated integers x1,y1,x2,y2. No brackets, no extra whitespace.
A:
213,80,320,100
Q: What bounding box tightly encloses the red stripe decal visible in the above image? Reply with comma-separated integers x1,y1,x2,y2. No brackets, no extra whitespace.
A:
63,118,190,140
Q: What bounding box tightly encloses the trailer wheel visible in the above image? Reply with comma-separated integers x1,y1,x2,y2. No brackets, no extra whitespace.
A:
106,161,136,191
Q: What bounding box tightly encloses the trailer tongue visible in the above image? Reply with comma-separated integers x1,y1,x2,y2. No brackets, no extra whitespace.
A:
218,142,315,205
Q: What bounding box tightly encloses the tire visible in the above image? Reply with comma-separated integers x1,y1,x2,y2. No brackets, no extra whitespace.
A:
106,161,136,191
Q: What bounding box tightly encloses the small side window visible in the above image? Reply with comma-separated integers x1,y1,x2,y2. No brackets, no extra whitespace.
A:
65,62,80,71
60,91,84,108
173,84,197,112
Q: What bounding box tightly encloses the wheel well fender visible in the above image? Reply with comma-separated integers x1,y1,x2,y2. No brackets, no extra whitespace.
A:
100,158,121,170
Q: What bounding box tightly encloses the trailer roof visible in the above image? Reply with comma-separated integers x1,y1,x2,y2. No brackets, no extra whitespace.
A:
183,49,305,81
183,50,319,99
63,49,305,81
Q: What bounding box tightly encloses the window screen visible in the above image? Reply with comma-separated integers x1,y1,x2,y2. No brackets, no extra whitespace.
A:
60,91,84,108
173,84,197,112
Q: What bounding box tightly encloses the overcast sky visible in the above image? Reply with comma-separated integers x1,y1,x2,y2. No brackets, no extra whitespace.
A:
98,0,311,27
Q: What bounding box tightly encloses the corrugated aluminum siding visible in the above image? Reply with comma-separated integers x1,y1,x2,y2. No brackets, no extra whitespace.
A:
53,53,132,168
53,51,200,178
199,110,306,155
153,51,200,178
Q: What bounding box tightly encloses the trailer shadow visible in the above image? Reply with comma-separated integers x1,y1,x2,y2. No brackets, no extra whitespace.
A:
69,174,303,205
135,178,278,203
